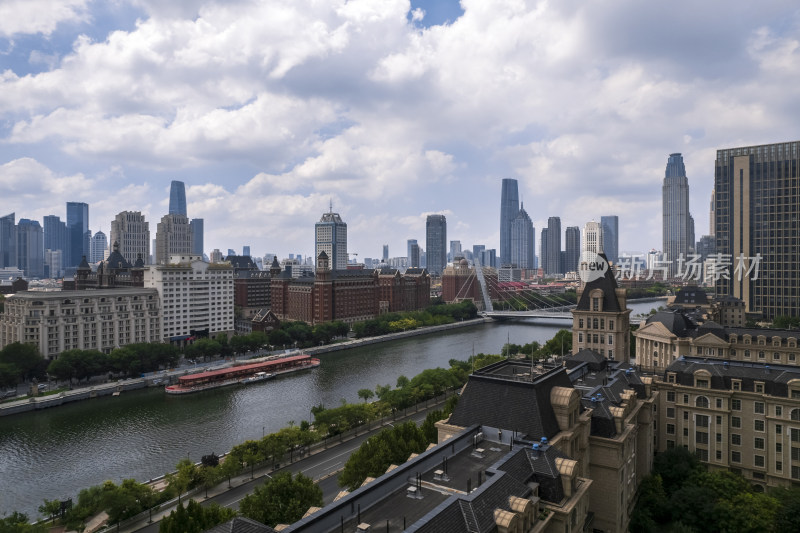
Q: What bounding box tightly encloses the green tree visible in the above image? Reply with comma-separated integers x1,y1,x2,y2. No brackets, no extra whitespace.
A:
773,486,800,533
38,499,61,524
159,500,235,533
239,472,322,527
0,342,44,381
715,491,779,533
357,388,374,403
0,511,47,532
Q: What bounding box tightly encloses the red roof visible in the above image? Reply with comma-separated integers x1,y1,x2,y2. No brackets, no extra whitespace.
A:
179,354,310,382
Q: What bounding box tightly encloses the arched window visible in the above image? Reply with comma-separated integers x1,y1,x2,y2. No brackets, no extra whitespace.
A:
791,409,800,422
695,396,709,408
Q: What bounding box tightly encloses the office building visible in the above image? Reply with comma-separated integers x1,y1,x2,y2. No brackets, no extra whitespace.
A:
406,239,417,262
715,141,800,319
600,215,619,264
425,214,447,276
663,153,692,275
315,205,348,271
382,244,389,261
582,221,603,255
44,249,63,279
155,214,193,265
66,202,89,267
546,216,562,275
709,190,715,236
499,178,519,266
0,287,161,359
144,254,234,342
43,215,68,259
409,242,420,268
565,225,580,273
90,231,108,263
16,219,44,278
449,240,461,261
479,248,496,269
243,245,251,257
0,213,16,268
696,235,715,263
169,180,187,216
210,249,223,263
190,218,204,256
472,244,485,263
110,211,150,266
510,203,534,269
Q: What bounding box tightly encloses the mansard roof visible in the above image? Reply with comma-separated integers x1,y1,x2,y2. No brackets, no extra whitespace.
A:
575,253,622,312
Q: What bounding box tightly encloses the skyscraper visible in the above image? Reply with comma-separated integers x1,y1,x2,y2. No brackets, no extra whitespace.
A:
546,216,562,275
499,178,519,266
90,231,108,263
426,214,447,276
565,226,580,272
155,214,193,264
709,190,715,236
169,180,188,216
243,245,251,257
43,215,68,258
715,141,800,319
449,240,462,261
582,221,602,255
510,203,534,269
662,153,692,274
409,243,420,268
110,211,150,265
66,202,89,267
600,215,619,264
407,239,417,261
540,228,548,274
382,244,389,261
0,213,16,268
315,204,348,270
190,218,204,256
16,218,44,278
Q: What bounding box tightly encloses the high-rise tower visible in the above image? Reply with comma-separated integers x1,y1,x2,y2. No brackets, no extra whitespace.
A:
715,141,800,319
662,153,692,274
66,202,89,267
315,203,348,270
600,215,618,263
155,214,193,264
190,218,204,256
565,226,580,272
169,180,188,216
16,218,44,278
425,214,447,276
0,213,17,269
110,211,150,265
499,178,519,266
545,216,561,275
510,203,534,269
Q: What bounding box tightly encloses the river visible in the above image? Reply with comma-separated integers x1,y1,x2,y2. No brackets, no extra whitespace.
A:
0,299,662,516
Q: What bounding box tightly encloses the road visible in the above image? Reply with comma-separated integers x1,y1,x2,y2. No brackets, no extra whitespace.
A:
121,401,440,533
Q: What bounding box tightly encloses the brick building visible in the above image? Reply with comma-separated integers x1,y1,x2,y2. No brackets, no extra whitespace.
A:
269,253,430,325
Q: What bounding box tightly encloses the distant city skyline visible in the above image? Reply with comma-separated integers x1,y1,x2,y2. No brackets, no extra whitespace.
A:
2,2,792,261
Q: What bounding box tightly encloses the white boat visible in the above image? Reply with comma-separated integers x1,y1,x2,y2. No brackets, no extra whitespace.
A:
240,371,274,385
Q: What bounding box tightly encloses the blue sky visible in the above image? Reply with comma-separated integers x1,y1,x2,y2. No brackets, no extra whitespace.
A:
1,0,799,261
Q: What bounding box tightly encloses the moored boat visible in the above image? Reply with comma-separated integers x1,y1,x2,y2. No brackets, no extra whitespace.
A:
165,354,320,394
240,371,274,384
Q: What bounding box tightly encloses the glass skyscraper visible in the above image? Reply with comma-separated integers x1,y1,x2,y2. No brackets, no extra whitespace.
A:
169,180,188,216
499,178,519,267
0,213,17,268
510,204,534,269
545,216,561,275
600,215,619,264
66,201,89,267
425,214,447,276
715,141,800,319
662,153,692,274
190,218,204,256
315,206,348,270
564,226,580,273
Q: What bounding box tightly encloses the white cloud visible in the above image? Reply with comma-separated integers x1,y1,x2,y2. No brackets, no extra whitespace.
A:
0,0,88,38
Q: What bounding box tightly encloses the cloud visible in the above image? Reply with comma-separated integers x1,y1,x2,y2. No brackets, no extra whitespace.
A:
0,0,89,38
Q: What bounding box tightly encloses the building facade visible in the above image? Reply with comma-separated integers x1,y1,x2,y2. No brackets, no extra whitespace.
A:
582,221,603,256
425,214,447,276
143,255,234,342
315,207,348,271
190,218,204,256
66,202,89,268
0,288,161,359
510,203,535,270
0,213,16,269
546,216,561,275
714,141,800,319
16,218,44,279
110,211,150,266
155,214,193,265
500,178,520,267
662,153,692,275
565,225,580,273
600,215,619,264
90,231,108,263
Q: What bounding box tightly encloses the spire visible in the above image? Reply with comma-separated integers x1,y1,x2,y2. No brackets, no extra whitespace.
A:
329,198,333,213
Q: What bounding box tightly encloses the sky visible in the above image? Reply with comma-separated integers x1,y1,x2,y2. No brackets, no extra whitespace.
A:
1,0,799,262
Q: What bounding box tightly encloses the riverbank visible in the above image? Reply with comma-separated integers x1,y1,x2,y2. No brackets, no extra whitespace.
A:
0,317,491,418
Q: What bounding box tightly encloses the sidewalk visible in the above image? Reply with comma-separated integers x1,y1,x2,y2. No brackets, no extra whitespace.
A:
100,394,452,533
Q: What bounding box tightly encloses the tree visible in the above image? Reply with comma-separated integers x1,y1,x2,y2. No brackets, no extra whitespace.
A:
0,511,47,532
38,499,61,524
0,342,45,381
357,388,374,403
715,491,779,533
159,500,235,533
773,486,800,533
239,472,322,527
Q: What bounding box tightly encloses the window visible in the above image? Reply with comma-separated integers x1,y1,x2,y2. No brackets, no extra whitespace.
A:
683,394,689,404
667,423,675,435
732,416,741,428
755,420,765,432
667,407,675,418
732,399,742,411
793,447,800,461
732,451,741,463
609,320,614,329
777,424,782,435
776,405,783,417
733,380,741,391
755,455,765,468
696,396,709,408
716,415,722,425
777,461,783,471
697,379,709,388
684,411,689,421
697,415,709,428
755,402,765,414
756,383,764,394
755,437,765,449
716,433,722,443
683,427,689,437
578,333,583,342
732,434,741,446
791,409,800,421
777,442,782,453
579,319,584,328
667,391,676,402
716,398,723,409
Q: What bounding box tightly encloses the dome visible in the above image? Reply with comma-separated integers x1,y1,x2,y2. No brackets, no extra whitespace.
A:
458,258,469,267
